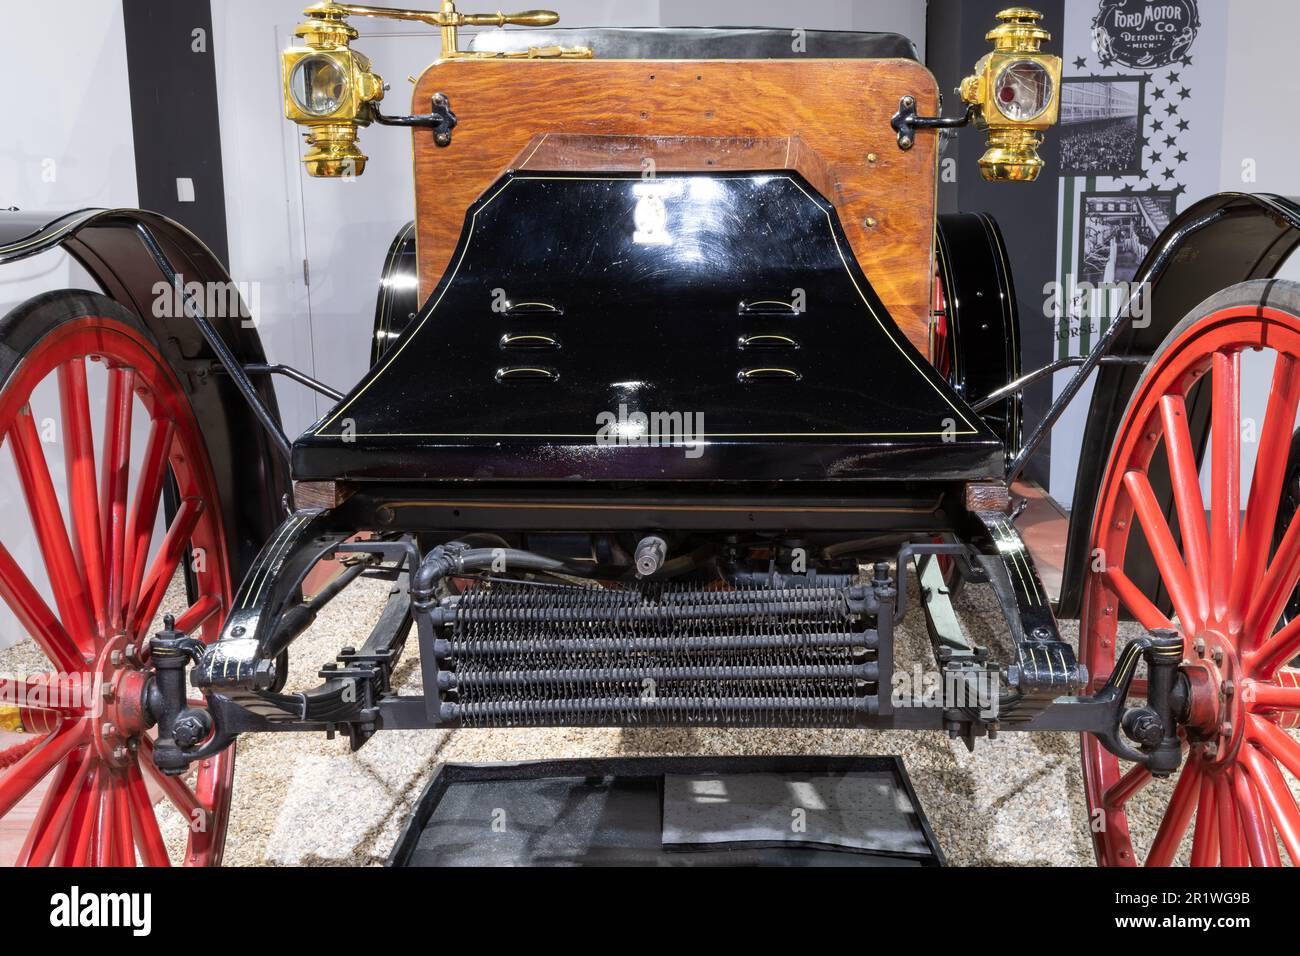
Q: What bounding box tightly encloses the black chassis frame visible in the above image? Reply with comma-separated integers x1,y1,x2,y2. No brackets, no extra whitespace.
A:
179,492,1178,775
5,191,1299,780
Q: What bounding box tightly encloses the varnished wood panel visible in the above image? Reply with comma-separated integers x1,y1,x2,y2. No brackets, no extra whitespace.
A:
412,59,939,351
508,132,838,203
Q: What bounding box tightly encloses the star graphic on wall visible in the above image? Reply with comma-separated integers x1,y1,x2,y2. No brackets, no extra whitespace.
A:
1165,103,1179,116
1151,85,1166,101
1163,167,1178,181
1073,56,1087,69
1182,55,1195,66
1175,150,1189,164
1173,183,1187,198
1168,71,1182,84
1164,134,1177,147
1151,118,1164,133
1176,118,1190,132
1177,87,1192,100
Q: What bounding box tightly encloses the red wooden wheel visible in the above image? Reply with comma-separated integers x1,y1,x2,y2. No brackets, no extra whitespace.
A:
0,293,234,866
1083,280,1300,866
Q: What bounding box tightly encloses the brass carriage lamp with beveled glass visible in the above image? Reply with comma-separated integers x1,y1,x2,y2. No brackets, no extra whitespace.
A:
959,7,1063,182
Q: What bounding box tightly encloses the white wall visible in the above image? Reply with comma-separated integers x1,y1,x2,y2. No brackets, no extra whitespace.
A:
0,0,139,311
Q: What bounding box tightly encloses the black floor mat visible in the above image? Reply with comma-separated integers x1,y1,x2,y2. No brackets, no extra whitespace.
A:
389,755,943,867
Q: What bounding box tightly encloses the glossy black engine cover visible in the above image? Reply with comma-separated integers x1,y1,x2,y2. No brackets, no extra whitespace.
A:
292,171,1003,483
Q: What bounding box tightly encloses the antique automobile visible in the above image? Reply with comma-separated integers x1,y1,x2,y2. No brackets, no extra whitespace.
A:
2,1,1300,868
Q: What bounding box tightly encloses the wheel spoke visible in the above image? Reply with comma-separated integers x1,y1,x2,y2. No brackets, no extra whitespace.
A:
124,419,173,623
9,410,97,652
1233,765,1282,866
112,775,135,866
173,594,221,638
1244,680,1300,711
1146,759,1200,866
1242,744,1300,864
100,368,135,633
1247,490,1300,646
131,497,202,639
0,540,82,673
1231,354,1300,639
14,745,82,866
65,762,103,866
25,748,92,867
1249,615,1300,679
125,763,171,866
1124,469,1201,635
1211,350,1241,621
0,720,86,818
57,359,107,635
1214,773,1248,866
1249,713,1300,777
1103,764,1152,811
95,772,116,866
1104,567,1174,631
1160,395,1211,624
1190,771,1219,866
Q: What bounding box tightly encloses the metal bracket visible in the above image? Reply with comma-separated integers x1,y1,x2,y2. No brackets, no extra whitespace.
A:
890,96,977,151
914,553,985,664
133,224,293,464
972,355,1151,413
205,362,344,402
370,92,458,147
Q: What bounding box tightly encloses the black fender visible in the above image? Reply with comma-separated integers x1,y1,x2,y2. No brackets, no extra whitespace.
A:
1057,192,1300,618
0,208,291,582
370,220,418,366
934,212,1023,463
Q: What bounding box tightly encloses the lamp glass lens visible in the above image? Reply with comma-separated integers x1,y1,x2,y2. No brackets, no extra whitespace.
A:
290,55,347,116
993,60,1053,122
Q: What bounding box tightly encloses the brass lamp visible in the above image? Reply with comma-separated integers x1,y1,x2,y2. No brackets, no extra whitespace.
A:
281,2,585,178
958,7,1062,182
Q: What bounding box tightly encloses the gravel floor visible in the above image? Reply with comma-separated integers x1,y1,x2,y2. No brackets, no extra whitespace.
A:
0,566,1237,866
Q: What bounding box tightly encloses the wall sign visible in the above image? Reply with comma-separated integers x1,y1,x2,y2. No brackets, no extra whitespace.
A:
1091,0,1201,70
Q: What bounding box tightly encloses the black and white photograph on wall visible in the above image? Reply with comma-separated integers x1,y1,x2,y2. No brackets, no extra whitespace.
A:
1058,77,1146,177
1076,190,1175,286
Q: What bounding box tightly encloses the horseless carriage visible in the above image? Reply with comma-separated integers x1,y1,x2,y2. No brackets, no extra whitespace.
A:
2,2,1300,867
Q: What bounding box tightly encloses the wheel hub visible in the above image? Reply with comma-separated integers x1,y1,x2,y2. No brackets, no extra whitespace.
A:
89,635,154,769
1181,630,1246,769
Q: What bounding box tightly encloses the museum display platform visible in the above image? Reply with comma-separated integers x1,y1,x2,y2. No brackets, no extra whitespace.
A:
388,754,945,867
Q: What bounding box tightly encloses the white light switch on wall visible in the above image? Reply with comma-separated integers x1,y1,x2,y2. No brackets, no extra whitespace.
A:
176,177,195,202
